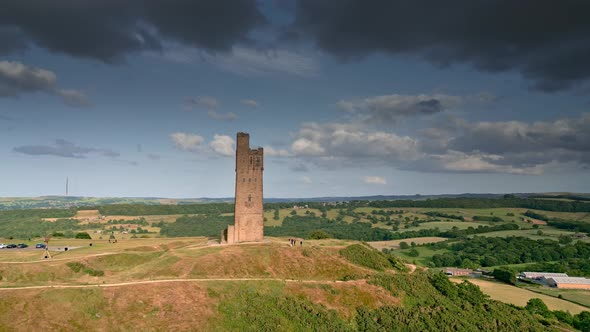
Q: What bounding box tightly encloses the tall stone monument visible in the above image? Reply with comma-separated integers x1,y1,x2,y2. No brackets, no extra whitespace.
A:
222,132,264,244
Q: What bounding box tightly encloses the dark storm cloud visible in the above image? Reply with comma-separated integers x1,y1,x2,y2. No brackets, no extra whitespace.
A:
415,99,443,115
290,0,590,92
13,139,120,159
0,0,266,62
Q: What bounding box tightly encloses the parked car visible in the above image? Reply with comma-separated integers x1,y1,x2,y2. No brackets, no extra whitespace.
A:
6,244,17,248
0,244,6,249
17,243,28,248
35,243,46,249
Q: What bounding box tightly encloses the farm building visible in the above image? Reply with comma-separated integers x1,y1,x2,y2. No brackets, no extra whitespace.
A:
445,268,473,276
519,272,568,280
545,277,590,289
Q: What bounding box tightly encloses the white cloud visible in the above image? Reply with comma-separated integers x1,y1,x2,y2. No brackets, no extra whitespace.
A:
13,139,118,159
209,134,235,157
364,176,387,185
55,89,91,107
207,110,237,122
0,60,89,107
170,132,204,152
241,99,258,108
185,96,219,110
157,45,319,77
284,112,590,175
291,122,419,160
433,151,544,175
301,176,312,184
291,138,326,156
337,93,463,124
264,145,291,157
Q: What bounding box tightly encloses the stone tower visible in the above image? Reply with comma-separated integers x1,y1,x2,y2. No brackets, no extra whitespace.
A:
222,132,264,244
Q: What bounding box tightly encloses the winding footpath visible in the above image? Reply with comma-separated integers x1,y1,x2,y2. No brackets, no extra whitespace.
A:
0,277,359,291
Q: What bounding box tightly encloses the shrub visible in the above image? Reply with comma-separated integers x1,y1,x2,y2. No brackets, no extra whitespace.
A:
525,298,553,319
75,232,92,239
308,230,331,240
66,261,104,277
339,244,393,271
66,262,84,273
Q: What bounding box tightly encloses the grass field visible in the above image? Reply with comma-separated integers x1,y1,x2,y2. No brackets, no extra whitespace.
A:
473,228,583,241
521,285,590,308
401,221,487,232
367,237,448,251
451,278,588,314
389,246,450,266
263,208,324,226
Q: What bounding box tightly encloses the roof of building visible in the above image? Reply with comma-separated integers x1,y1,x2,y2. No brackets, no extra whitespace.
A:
548,277,590,285
521,272,569,278
445,268,473,273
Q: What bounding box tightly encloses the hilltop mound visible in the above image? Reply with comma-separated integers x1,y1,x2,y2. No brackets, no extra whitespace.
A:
0,239,564,331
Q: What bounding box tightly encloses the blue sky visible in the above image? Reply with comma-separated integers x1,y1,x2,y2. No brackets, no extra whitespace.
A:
0,1,589,198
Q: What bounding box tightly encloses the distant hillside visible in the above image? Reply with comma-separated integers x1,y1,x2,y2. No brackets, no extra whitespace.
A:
0,193,587,210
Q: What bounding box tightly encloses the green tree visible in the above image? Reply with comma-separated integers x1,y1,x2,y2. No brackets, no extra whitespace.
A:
308,230,331,240
408,248,420,257
559,235,573,244
553,310,574,325
574,311,590,332
493,268,516,285
399,241,409,249
525,298,553,318
75,232,92,239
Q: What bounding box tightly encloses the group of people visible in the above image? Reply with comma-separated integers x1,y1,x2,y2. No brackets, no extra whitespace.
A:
288,238,303,247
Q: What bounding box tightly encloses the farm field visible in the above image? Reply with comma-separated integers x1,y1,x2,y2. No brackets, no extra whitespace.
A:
451,278,588,314
474,228,589,242
521,285,590,308
401,221,486,232
389,246,450,266
367,237,447,250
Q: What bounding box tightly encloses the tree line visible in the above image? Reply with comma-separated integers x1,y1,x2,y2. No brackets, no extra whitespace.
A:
430,236,590,268
369,197,590,212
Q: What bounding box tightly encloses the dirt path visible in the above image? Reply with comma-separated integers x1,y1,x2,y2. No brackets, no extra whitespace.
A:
405,263,417,273
0,278,364,291
0,252,117,264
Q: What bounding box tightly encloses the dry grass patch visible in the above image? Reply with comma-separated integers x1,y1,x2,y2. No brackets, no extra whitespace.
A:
0,282,215,331
451,278,588,314
186,243,371,280
285,280,399,318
